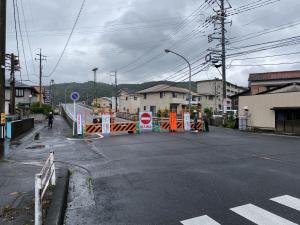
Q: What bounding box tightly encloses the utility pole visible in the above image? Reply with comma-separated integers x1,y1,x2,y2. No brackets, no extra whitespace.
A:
206,0,231,116
111,71,118,113
0,0,6,114
35,49,46,107
92,67,98,110
6,53,19,115
220,0,227,113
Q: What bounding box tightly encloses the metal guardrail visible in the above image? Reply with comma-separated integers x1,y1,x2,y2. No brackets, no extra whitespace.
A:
35,152,56,225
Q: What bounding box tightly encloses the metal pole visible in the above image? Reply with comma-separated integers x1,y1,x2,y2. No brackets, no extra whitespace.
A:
39,49,42,107
9,53,15,115
0,0,6,114
34,173,42,225
164,49,192,112
73,100,75,136
221,0,227,114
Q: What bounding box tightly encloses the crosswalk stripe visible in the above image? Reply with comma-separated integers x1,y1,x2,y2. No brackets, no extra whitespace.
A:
271,195,300,212
181,215,221,225
230,203,298,225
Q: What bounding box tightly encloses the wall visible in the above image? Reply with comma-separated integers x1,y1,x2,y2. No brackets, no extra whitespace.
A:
6,118,34,139
239,92,300,129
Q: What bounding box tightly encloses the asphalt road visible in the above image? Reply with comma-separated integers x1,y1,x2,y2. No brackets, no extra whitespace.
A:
87,128,300,225
7,115,300,225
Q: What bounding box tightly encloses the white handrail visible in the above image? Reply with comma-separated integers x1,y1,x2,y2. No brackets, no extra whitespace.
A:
35,152,56,225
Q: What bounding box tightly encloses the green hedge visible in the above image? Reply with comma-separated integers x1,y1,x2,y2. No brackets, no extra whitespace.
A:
30,102,52,115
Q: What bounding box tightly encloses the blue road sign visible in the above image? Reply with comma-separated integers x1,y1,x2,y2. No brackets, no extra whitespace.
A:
70,92,80,101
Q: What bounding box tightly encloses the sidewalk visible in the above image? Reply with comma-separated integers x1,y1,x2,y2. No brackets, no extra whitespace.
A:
0,116,72,225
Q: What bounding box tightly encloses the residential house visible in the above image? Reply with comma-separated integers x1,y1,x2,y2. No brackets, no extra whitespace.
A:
196,78,246,112
92,97,112,112
118,89,140,114
136,84,200,114
5,80,38,114
236,70,300,134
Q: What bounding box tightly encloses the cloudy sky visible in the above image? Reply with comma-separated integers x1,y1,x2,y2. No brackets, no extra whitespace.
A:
6,0,300,87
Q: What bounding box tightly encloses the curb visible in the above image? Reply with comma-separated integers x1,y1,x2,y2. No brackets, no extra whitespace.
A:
45,167,70,225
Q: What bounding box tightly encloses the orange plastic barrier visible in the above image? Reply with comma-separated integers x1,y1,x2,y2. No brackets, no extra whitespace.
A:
86,124,102,134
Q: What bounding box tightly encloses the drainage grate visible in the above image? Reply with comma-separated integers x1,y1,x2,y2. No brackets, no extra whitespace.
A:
26,144,45,149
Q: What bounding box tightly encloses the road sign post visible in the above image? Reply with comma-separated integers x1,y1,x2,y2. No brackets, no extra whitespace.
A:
184,112,191,131
70,92,80,136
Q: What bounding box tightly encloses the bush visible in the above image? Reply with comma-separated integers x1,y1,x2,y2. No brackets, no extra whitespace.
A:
204,108,213,119
30,102,52,115
157,109,162,118
223,112,236,128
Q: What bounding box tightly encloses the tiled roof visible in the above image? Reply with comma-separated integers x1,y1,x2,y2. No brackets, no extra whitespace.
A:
249,70,300,81
136,84,199,95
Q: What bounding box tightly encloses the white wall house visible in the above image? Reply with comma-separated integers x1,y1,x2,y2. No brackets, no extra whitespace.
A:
118,89,141,114
136,84,200,114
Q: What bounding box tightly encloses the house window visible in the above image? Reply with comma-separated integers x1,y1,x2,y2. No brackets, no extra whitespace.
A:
209,96,214,100
160,92,163,99
143,94,147,99
134,96,137,100
172,92,177,98
144,106,146,110
126,97,128,100
15,88,24,97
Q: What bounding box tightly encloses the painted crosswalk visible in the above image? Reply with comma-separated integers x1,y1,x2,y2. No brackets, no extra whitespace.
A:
180,195,300,225
181,215,221,225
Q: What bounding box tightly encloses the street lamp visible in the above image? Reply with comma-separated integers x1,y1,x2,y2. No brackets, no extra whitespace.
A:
165,49,192,112
92,68,98,113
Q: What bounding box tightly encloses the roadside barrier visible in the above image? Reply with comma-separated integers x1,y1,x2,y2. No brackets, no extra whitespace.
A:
111,122,137,133
191,121,203,130
85,121,203,134
85,122,137,134
86,123,102,133
35,152,56,225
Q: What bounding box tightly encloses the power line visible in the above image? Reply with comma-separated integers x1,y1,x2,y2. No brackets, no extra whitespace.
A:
19,0,36,75
46,0,86,77
12,0,22,82
15,0,29,81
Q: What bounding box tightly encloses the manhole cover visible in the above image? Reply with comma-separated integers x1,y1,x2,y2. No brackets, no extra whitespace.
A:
26,145,46,149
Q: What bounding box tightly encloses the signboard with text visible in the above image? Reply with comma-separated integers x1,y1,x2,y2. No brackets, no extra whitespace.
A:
102,113,111,134
77,113,83,135
184,112,191,131
139,112,152,130
170,112,177,131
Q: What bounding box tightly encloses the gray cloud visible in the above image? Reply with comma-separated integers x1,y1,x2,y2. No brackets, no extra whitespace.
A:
5,0,300,87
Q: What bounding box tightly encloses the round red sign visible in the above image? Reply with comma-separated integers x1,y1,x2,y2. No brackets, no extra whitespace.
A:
141,113,151,124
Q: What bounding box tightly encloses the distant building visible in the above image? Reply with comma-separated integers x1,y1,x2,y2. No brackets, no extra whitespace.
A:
136,84,200,114
248,70,300,95
5,80,38,114
92,97,112,112
237,70,300,134
118,89,141,114
196,78,246,112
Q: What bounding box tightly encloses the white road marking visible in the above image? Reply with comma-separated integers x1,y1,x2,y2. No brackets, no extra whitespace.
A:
66,133,104,141
230,203,298,225
181,215,221,225
271,195,300,212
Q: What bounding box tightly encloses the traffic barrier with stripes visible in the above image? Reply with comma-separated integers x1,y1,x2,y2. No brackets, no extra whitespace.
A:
111,122,137,133
86,124,102,134
85,122,137,134
191,121,203,130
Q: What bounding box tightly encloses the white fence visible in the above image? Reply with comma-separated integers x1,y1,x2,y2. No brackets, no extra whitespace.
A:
35,152,56,225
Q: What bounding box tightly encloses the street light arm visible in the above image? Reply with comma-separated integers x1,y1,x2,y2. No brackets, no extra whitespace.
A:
164,49,191,67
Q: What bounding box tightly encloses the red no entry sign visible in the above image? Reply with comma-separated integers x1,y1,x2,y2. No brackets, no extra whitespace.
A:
139,112,152,129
